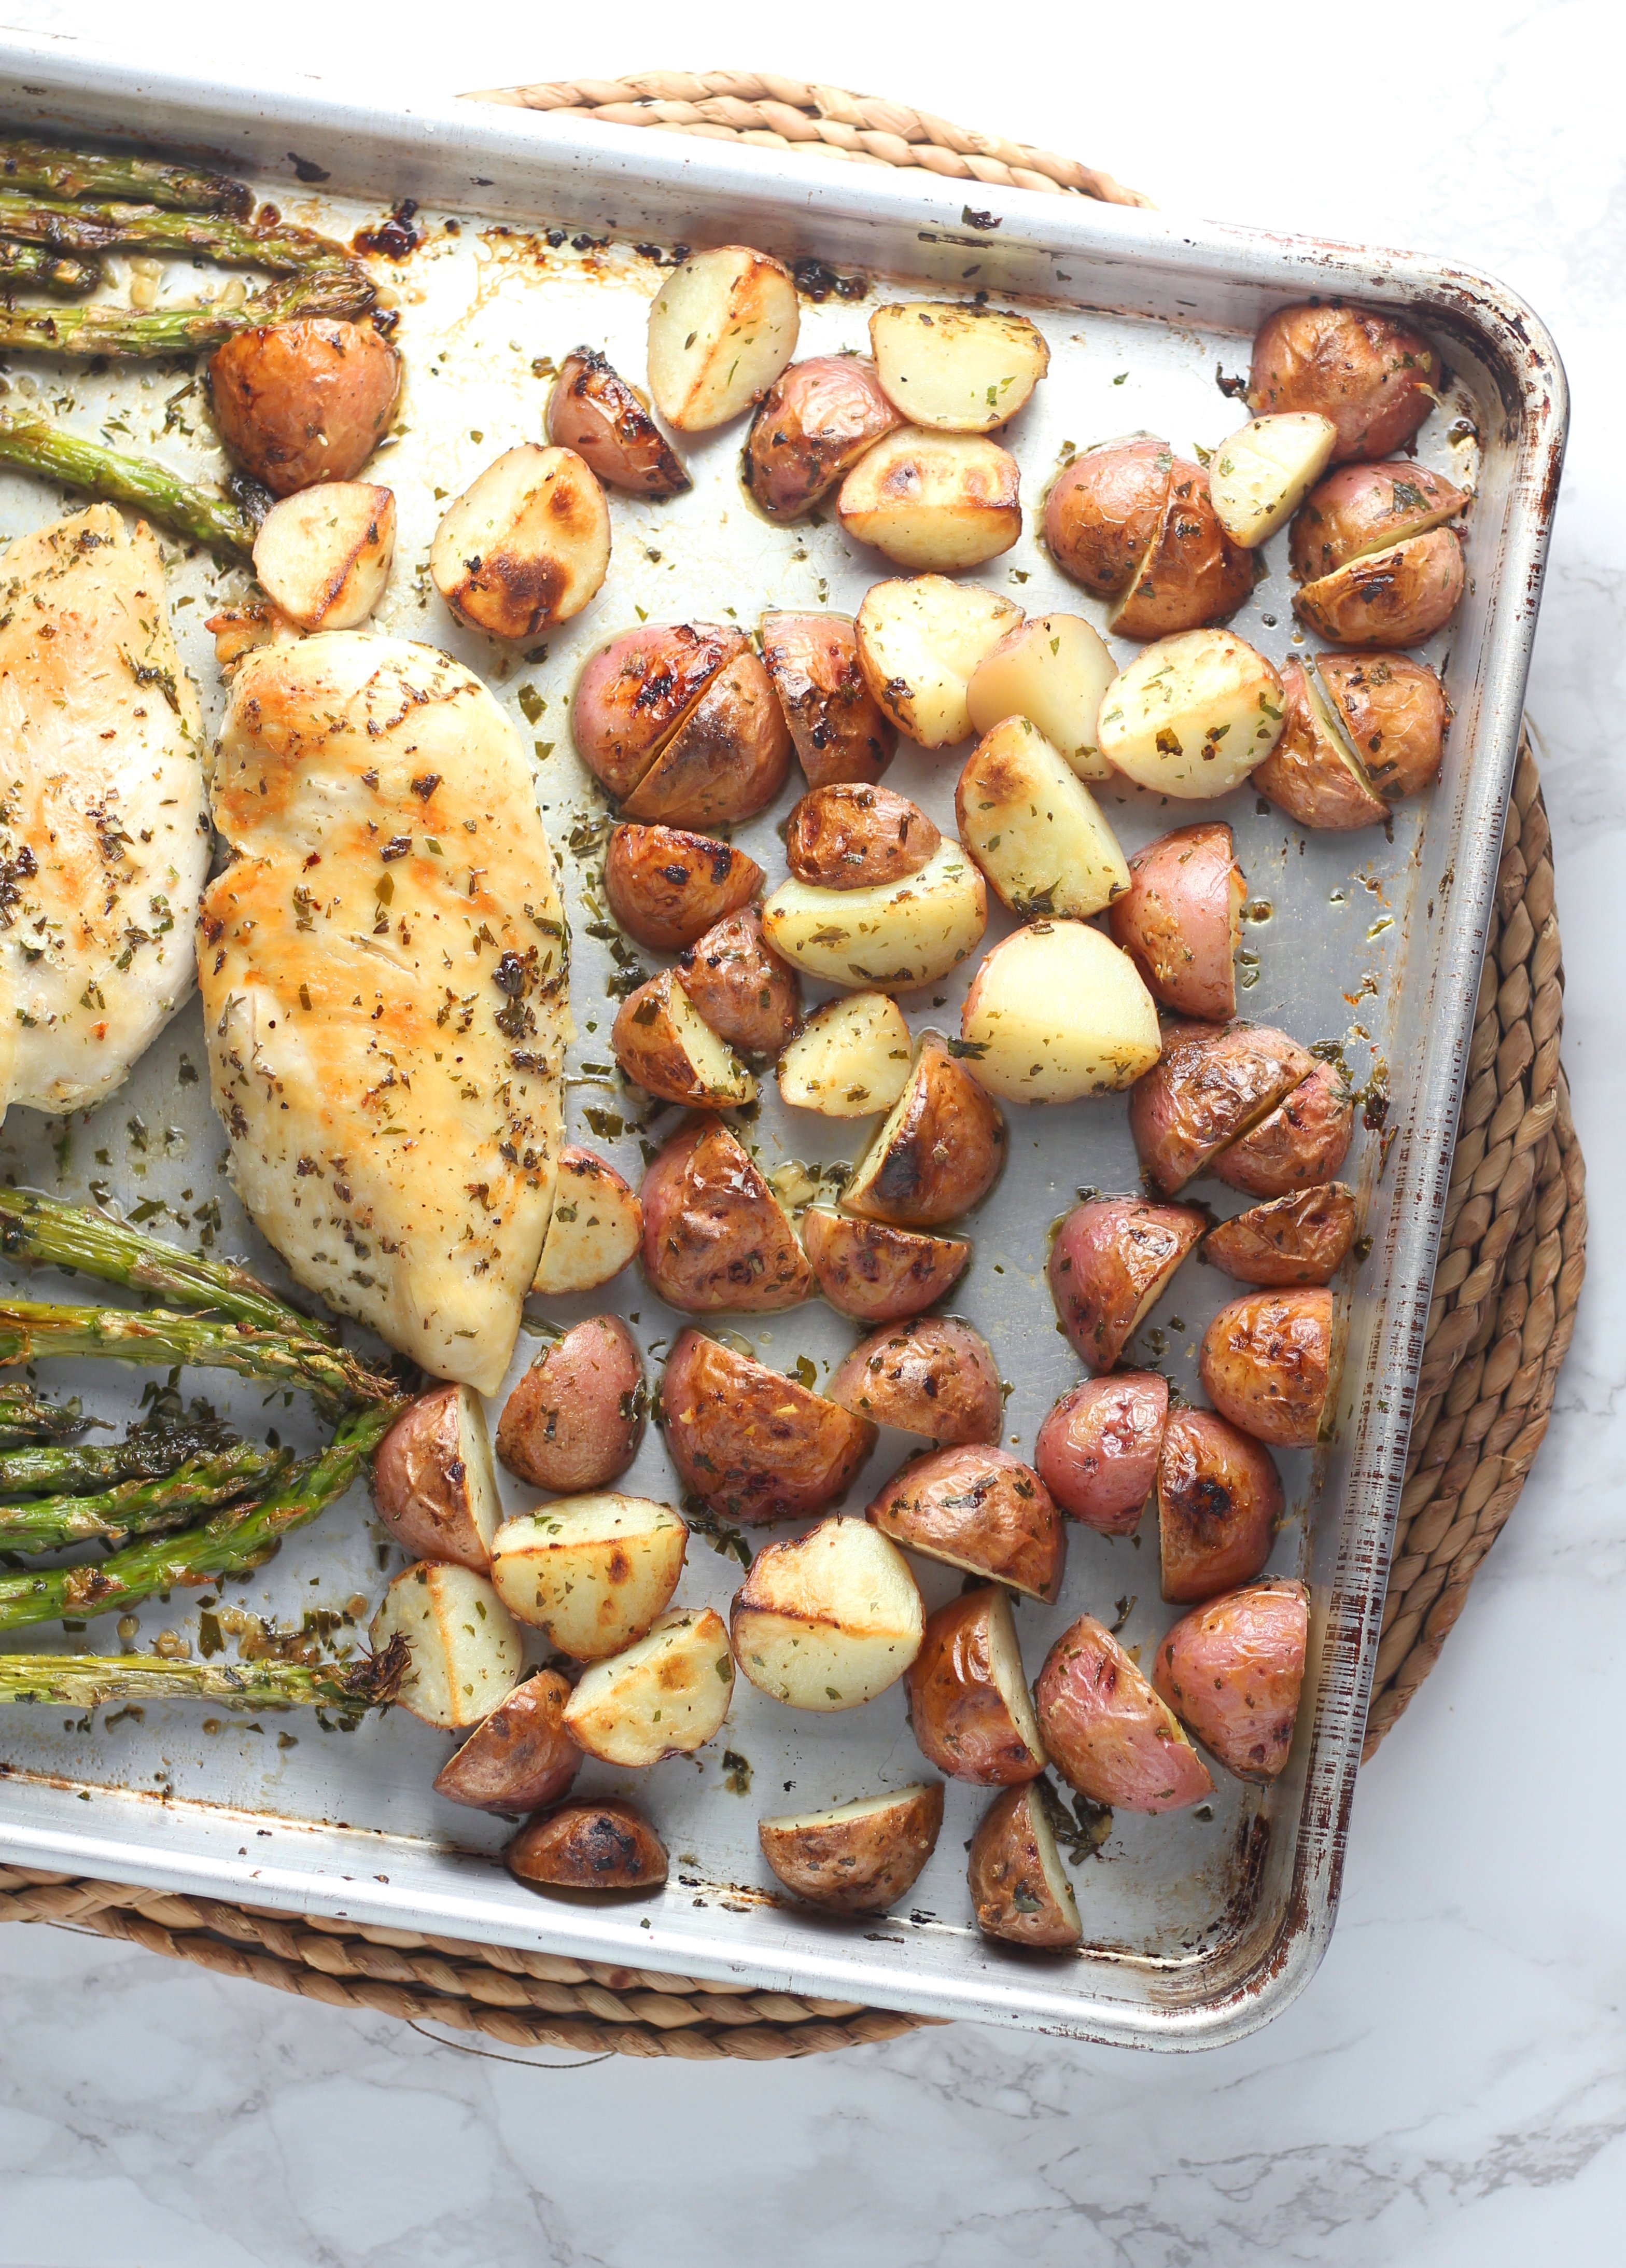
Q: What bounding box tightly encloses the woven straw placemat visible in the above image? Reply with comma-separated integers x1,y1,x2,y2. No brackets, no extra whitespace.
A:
0,86,1586,2060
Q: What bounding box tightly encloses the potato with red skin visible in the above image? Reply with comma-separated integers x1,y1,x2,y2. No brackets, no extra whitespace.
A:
1317,653,1447,798
372,1384,501,1573
506,1798,667,1893
1252,657,1390,832
532,1146,642,1297
604,825,762,952
1153,1578,1309,1780
1289,462,1466,581
1247,304,1439,464
433,1669,581,1814
968,1782,1083,1949
620,649,792,827
784,784,940,891
843,1038,1005,1228
906,1587,1047,1785
1200,1288,1334,1449
829,1317,1002,1445
662,1328,875,1523
1044,436,1172,593
1295,527,1464,649
611,968,754,1108
1035,1615,1213,1813
1129,1022,1315,1196
866,1444,1064,1603
495,1317,645,1493
745,356,903,520
802,1208,970,1324
1047,1197,1204,1372
1109,822,1246,1022
1107,463,1254,641
761,611,896,788
676,907,801,1059
571,623,747,800
1204,1184,1357,1286
546,347,689,497
759,1785,943,1914
639,1118,812,1314
1157,1407,1282,1604
1213,1061,1353,1197
1034,1373,1168,1534
210,317,401,495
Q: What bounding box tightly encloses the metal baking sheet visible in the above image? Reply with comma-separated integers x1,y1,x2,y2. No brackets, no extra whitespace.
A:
0,30,1565,2046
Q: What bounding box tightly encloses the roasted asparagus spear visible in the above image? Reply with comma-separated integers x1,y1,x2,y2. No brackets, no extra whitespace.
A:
0,238,101,294
0,1301,398,1416
0,193,355,274
0,256,374,359
0,1635,408,1717
0,1423,232,1499
0,1443,291,1552
0,1383,88,1450
0,415,259,554
0,138,252,217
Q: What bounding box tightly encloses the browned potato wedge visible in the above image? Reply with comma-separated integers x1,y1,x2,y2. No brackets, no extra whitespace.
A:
647,245,799,430
731,1516,924,1708
676,907,802,1059
1047,1197,1204,1371
532,1146,643,1297
571,622,747,800
761,611,896,788
373,1384,502,1572
1129,1021,1316,1195
1208,413,1337,546
489,1495,686,1660
759,1784,943,1913
1295,528,1464,648
1204,1184,1357,1286
855,576,1022,748
639,1117,812,1314
1108,821,1246,1021
1252,657,1390,831
620,649,792,828
252,481,394,631
1035,1616,1214,1812
955,716,1130,919
965,611,1116,781
844,1036,1005,1227
209,316,401,494
603,824,762,954
906,1587,1046,1785
870,301,1050,431
785,784,940,891
1290,461,1466,580
1316,652,1447,798
744,356,903,519
1199,1288,1334,1449
662,1328,875,1522
1034,1373,1168,1535
433,1669,581,1814
495,1316,646,1493
1157,1407,1282,1603
762,839,988,993
829,1316,1002,1445
960,921,1161,1104
1153,1578,1309,1780
838,427,1021,570
611,968,756,1108
431,443,610,636
507,1798,667,1892
546,346,690,497
867,1444,1064,1603
1213,1061,1354,1197
563,1607,734,1765
1044,435,1172,592
776,993,913,1119
803,1208,970,1324
1250,304,1438,463
1096,630,1287,797
968,1782,1083,1948
1106,462,1254,641
369,1562,523,1730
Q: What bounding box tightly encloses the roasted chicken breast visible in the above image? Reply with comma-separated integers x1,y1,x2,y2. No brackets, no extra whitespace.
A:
199,632,571,1392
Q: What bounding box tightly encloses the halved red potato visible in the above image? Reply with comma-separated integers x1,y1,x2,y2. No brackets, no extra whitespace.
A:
802,1208,970,1324
1252,657,1390,831
431,443,610,636
761,840,988,993
571,622,747,798
1295,528,1464,648
745,356,903,519
1034,1373,1168,1534
676,907,801,1060
784,784,940,891
761,611,896,788
1204,1184,1357,1286
869,301,1050,432
639,1117,813,1314
490,1494,686,1660
547,346,690,496
373,1384,502,1573
209,316,401,494
1044,435,1172,593
1316,652,1447,798
854,575,1022,748
1248,303,1439,463
1199,1287,1335,1449
1034,1613,1214,1813
965,611,1116,781
731,1516,924,1709
646,245,799,430
252,481,394,631
968,1781,1083,1949
604,825,763,953
1290,461,1467,580
495,1316,645,1493
611,968,756,1108
563,1607,734,1766
620,649,792,827
433,1668,581,1814
1129,1021,1315,1195
906,1585,1046,1785
369,1562,523,1731
532,1146,643,1297
1157,1407,1282,1604
843,1036,1005,1228
955,716,1130,920
1153,1577,1309,1780
961,921,1161,1105
1106,462,1254,641
662,1328,876,1523
1209,413,1337,546
1047,1197,1205,1371
1108,821,1246,1021
829,1316,1002,1446
1096,629,1287,797
1212,1060,1353,1197
838,427,1021,570
777,993,914,1119
866,1444,1065,1603
506,1799,668,1893
759,1784,943,1913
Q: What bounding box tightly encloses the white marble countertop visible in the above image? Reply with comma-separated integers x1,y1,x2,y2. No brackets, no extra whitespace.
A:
1,3,1621,2261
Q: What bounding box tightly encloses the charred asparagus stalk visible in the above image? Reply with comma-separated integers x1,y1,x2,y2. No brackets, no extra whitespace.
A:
0,238,101,295
0,1383,88,1450
0,193,356,275
0,1301,398,1415
0,1422,233,1499
0,258,374,359
0,138,252,216
0,1634,409,1717
0,1443,291,1552
0,415,259,553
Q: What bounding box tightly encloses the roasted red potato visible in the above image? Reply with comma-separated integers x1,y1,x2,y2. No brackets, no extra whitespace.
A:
1247,303,1439,463
843,1037,1005,1228
745,355,903,519
1252,657,1390,832
620,649,792,827
252,481,394,631
867,1444,1064,1603
546,346,690,497
1047,1198,1205,1371
431,444,610,637
1199,1288,1335,1449
1289,461,1466,581
731,1516,924,1709
837,426,1022,571
906,1585,1047,1785
210,316,401,494
571,622,747,799
1204,1184,1357,1286
1157,1407,1282,1603
563,1607,734,1765
802,1207,971,1324
1108,822,1246,1022
1213,1061,1353,1198
639,1116,813,1313
490,1496,686,1661
604,825,762,953
1295,528,1464,649
1033,1372,1168,1535
760,611,896,788
1106,463,1254,641
611,968,755,1108
372,1384,501,1573
784,784,940,891
1153,1577,1309,1780
676,907,802,1060
1034,1614,1214,1813
662,1328,876,1523
1317,653,1447,798
967,1782,1083,1949
1129,1022,1316,1196
829,1316,1002,1445
868,300,1050,432
532,1146,643,1297
758,1785,943,1914
432,1668,581,1814
495,1316,646,1493
506,1798,668,1893
1044,436,1173,594
647,244,799,430
960,920,1162,1103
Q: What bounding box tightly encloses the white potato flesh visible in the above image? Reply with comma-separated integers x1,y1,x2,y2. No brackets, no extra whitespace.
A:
646,246,800,431
731,1517,925,1711
960,920,1161,1103
1096,630,1287,798
562,1607,734,1765
617,971,757,1106
430,444,610,635
982,1587,1048,1767
1209,413,1338,546
532,1149,642,1295
837,428,1021,571
1027,1787,1082,1926
666,975,758,1104
369,1562,523,1730
869,302,1050,432
489,1495,688,1661
760,1786,935,1835
777,992,914,1118
856,576,1023,748
966,613,1116,780
956,716,1130,919
252,482,395,631
762,840,987,993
